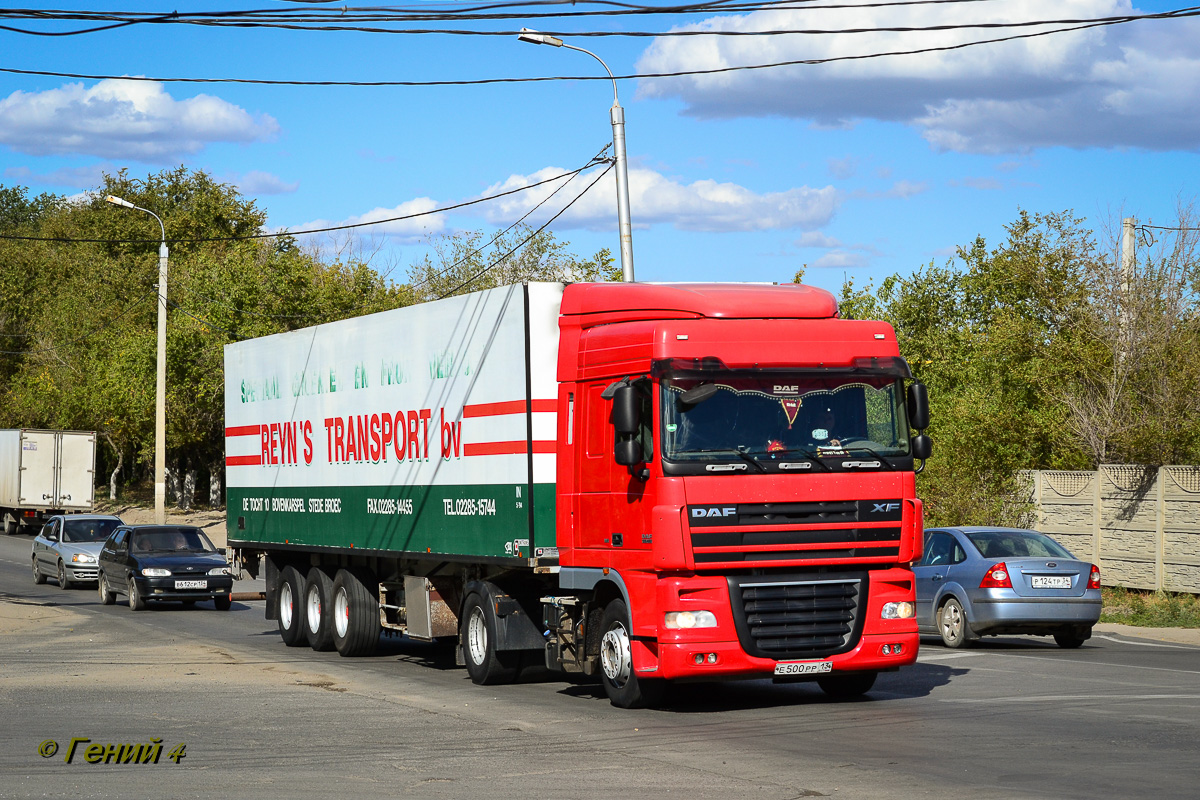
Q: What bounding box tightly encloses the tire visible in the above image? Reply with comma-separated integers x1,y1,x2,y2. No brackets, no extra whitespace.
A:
461,591,520,685
332,568,379,657
303,567,336,651
98,572,114,605
57,560,72,590
276,566,307,647
599,598,665,709
1054,629,1087,649
213,594,232,611
128,576,146,611
817,671,878,698
938,597,973,649
182,599,197,607
32,556,45,585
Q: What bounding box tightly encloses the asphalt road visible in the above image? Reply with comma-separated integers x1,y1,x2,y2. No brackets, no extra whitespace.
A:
1,533,1199,799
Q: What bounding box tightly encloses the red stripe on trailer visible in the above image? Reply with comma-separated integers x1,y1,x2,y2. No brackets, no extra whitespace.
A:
225,454,262,467
225,424,261,437
464,440,556,456
462,400,555,417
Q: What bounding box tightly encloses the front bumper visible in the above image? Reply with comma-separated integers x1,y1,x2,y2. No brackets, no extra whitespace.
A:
65,564,100,582
135,576,234,602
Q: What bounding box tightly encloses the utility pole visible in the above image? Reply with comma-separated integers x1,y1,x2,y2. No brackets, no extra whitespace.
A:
1119,217,1136,367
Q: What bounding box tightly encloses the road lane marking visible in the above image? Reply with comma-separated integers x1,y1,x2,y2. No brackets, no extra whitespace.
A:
917,652,982,662
1094,634,1199,650
939,694,1200,703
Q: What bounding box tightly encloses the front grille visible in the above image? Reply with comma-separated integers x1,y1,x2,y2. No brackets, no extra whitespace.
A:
687,499,903,567
728,573,866,660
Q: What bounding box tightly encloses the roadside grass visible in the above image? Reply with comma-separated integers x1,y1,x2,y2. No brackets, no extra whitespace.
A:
1101,586,1200,628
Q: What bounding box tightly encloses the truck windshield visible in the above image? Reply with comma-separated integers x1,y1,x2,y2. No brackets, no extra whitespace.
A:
661,372,912,468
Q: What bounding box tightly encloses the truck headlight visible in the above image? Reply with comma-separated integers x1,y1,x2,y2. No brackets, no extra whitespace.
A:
664,610,718,629
141,568,171,577
71,553,96,563
881,602,915,619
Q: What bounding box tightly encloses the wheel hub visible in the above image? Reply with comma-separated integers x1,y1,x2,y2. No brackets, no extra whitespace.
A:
466,606,488,666
600,625,632,687
279,582,293,630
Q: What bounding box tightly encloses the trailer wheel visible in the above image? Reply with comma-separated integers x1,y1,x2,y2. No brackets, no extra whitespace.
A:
461,591,519,685
332,568,379,657
277,566,307,647
304,567,336,651
599,598,665,709
32,555,45,584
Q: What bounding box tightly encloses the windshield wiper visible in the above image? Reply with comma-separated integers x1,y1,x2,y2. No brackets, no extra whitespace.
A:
688,448,768,473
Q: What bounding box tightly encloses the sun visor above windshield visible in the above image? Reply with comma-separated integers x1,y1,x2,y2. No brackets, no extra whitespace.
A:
560,282,839,323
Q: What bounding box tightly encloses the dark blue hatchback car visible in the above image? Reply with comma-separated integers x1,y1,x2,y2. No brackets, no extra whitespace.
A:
97,525,233,611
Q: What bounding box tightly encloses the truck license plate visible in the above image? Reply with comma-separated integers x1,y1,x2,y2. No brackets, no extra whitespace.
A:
1031,576,1071,589
774,660,833,676
174,579,207,590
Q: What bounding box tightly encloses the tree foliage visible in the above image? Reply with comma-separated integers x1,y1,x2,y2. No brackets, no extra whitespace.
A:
840,208,1200,527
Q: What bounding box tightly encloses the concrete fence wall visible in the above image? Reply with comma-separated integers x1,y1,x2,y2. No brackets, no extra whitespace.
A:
1025,466,1200,594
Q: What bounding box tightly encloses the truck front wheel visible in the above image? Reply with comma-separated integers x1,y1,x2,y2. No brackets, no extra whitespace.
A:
599,598,664,709
277,566,307,647
461,591,519,685
817,671,878,698
304,568,336,651
332,568,380,657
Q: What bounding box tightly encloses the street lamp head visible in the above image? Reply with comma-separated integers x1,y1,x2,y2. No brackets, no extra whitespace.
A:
105,194,136,209
518,27,563,47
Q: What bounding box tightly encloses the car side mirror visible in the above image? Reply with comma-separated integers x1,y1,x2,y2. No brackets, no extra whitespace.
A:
907,382,930,431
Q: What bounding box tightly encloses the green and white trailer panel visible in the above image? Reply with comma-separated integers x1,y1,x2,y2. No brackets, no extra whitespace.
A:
224,283,563,561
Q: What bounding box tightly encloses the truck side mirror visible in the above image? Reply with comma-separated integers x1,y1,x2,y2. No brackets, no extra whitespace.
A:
614,439,643,466
611,385,640,435
907,382,930,431
912,433,932,461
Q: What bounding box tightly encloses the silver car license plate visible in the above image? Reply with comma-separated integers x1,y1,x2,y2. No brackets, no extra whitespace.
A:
774,660,833,676
174,579,207,589
1031,575,1071,589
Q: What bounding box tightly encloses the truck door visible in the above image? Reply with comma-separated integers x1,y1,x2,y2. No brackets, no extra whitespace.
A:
574,382,648,553
18,431,57,507
55,432,95,509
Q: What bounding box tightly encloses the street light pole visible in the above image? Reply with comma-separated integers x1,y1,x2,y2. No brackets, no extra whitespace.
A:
106,195,169,524
518,28,635,282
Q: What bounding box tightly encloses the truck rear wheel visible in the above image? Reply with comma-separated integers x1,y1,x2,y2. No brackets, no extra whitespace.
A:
332,568,379,657
461,591,519,685
277,566,308,647
304,567,336,651
599,598,665,709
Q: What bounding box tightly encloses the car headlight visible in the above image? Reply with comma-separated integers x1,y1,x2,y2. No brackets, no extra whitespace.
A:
71,553,96,563
881,601,915,619
208,566,231,576
140,568,171,577
663,610,719,629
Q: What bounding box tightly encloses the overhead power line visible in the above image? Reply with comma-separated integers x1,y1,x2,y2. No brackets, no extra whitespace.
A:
0,150,609,245
3,7,1197,88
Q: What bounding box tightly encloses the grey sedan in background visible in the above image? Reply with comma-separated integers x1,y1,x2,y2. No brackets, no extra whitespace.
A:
914,527,1102,648
31,514,125,589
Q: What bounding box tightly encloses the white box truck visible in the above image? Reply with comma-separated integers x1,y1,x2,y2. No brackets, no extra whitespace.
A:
0,429,97,534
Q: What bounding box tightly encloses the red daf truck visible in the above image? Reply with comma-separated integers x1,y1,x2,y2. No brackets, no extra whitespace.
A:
225,281,930,708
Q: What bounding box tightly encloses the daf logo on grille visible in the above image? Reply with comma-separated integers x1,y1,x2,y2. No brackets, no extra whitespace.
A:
872,502,901,513
692,506,737,518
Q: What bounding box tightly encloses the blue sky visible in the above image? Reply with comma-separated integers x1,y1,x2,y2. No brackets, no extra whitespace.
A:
1,1,1198,295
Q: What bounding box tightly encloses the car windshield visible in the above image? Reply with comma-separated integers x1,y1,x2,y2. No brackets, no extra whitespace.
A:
130,528,218,554
62,518,121,543
966,530,1073,559
661,371,912,463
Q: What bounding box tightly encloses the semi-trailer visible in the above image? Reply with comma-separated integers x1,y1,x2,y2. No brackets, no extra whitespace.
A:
225,281,931,707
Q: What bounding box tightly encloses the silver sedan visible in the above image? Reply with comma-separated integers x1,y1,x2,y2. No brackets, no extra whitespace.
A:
913,527,1102,648
31,514,124,589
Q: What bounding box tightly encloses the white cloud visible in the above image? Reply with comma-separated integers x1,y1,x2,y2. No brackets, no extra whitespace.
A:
796,231,842,248
885,180,929,198
949,176,1004,191
635,2,1200,153
0,79,278,161
293,197,445,242
811,250,870,269
477,165,839,233
3,163,112,188
229,170,299,196
826,156,858,179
